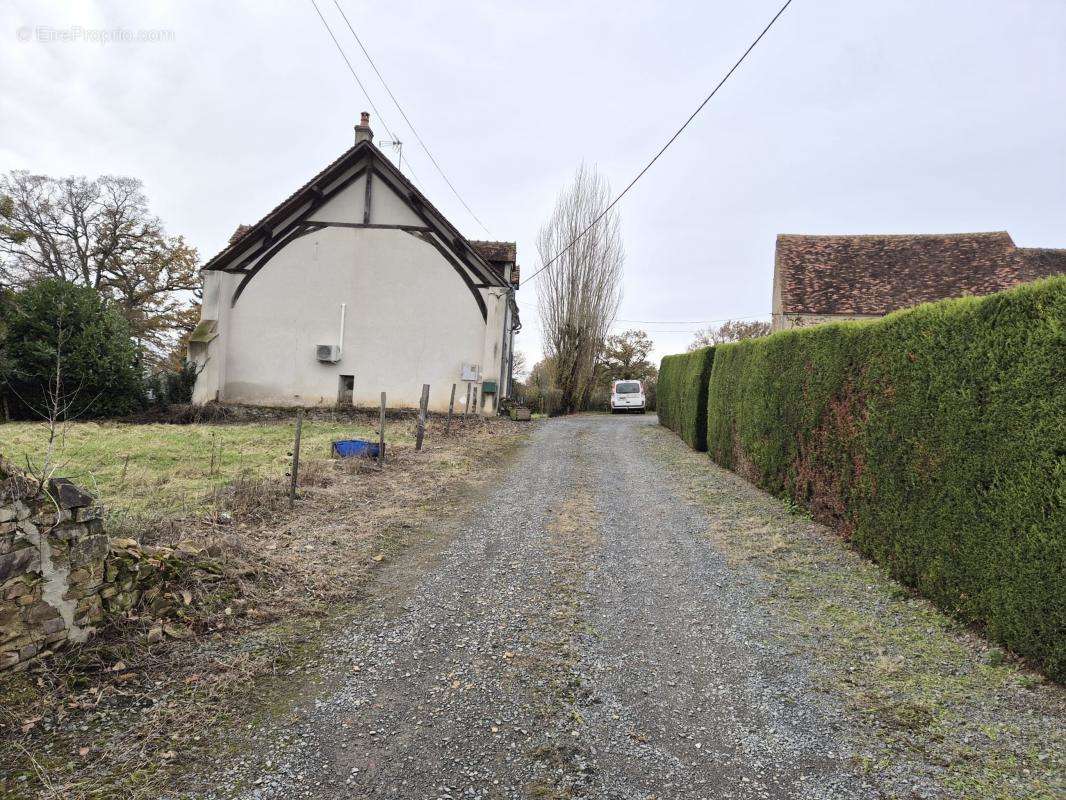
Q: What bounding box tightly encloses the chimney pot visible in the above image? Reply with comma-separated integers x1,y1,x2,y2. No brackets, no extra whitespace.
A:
354,111,373,144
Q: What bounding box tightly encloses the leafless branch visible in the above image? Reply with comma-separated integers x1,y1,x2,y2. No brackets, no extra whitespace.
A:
536,164,624,413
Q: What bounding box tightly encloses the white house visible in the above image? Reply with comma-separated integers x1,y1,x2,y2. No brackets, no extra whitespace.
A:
190,113,520,415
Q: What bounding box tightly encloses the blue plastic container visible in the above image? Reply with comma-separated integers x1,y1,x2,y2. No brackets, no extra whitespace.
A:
331,439,383,459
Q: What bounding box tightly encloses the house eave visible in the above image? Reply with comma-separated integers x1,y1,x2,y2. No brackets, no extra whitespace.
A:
201,140,510,290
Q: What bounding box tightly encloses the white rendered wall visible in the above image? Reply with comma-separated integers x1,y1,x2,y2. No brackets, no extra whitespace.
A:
221,226,499,411
192,165,508,413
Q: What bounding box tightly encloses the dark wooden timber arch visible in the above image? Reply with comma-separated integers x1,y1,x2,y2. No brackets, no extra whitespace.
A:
218,165,368,274
408,230,488,320
228,221,489,321
208,140,507,319
230,223,326,308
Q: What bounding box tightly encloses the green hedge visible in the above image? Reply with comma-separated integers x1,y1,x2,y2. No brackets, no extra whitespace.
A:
707,277,1066,679
657,354,684,433
657,346,715,450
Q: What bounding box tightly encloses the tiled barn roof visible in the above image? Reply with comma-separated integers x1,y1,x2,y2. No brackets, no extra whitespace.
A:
1016,247,1066,282
775,231,1065,315
469,240,519,287
205,144,368,269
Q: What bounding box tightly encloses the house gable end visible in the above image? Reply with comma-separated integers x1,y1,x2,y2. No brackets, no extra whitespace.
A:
204,143,506,291
205,143,513,321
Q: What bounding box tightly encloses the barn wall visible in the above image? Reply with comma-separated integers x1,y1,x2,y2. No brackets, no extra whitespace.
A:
770,312,881,331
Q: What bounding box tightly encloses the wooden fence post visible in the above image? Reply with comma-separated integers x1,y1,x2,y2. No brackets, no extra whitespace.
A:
288,409,304,509
472,387,479,418
415,383,430,451
378,392,386,469
465,382,473,417
445,383,456,435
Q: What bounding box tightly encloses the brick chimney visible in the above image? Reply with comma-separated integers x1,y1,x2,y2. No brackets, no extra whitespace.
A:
354,111,373,144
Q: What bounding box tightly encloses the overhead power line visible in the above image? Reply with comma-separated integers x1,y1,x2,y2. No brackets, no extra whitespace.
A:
520,318,771,335
331,0,491,235
615,313,769,325
515,298,769,326
307,0,426,189
525,0,795,286
308,0,395,139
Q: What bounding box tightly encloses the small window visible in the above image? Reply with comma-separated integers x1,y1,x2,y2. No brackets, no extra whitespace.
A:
338,375,354,406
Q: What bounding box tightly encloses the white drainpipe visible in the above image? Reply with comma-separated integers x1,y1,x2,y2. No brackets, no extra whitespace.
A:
338,303,347,356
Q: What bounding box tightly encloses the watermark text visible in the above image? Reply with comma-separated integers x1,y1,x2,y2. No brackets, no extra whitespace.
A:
17,25,176,44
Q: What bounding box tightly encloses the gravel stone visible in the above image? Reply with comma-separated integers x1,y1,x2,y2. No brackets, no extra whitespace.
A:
175,415,1062,799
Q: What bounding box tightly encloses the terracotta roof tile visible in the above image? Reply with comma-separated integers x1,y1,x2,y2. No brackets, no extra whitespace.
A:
228,224,253,246
775,231,1064,315
1016,247,1066,282
468,240,516,263
469,240,518,286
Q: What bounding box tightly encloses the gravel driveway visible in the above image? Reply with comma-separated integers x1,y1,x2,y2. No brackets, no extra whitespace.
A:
181,414,1064,800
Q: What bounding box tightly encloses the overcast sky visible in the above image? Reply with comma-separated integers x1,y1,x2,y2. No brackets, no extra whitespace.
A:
2,0,1064,366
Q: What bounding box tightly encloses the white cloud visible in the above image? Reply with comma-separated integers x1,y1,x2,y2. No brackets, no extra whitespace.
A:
3,0,1063,366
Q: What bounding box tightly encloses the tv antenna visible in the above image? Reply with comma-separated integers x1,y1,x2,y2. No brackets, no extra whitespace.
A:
379,139,404,172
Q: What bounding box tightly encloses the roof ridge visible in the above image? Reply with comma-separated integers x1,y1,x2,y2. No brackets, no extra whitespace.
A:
200,138,512,290
203,141,370,268
777,231,1011,241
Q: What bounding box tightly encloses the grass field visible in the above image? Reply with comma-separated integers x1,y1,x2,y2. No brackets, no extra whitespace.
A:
0,417,414,517
0,416,527,798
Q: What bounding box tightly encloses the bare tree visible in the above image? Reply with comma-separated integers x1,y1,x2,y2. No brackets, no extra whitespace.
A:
511,350,530,382
687,318,770,351
537,165,624,413
0,170,199,366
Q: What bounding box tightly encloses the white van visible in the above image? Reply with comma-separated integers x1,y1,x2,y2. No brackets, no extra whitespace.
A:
610,379,646,414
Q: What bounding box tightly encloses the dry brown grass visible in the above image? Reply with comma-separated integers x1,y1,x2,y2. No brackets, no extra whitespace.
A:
0,416,530,799
520,482,601,800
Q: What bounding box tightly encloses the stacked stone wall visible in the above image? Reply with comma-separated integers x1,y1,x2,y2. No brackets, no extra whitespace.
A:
1,459,207,671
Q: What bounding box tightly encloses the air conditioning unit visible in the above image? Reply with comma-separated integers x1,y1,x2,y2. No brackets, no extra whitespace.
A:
316,344,341,363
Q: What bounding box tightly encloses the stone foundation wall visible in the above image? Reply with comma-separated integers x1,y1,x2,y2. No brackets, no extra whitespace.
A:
0,459,194,672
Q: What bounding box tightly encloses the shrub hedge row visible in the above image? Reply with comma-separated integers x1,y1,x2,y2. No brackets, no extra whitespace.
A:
656,354,684,433
657,346,715,450
705,277,1065,680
